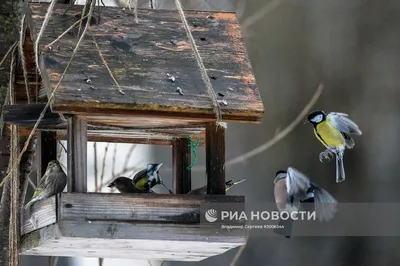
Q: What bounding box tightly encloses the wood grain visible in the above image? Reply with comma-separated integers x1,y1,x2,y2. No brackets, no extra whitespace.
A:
27,3,264,123
67,116,87,192
20,221,246,261
20,192,246,260
21,196,57,236
206,123,226,195
172,138,192,194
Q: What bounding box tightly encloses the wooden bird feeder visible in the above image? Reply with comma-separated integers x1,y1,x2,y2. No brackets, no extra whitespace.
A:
3,2,264,262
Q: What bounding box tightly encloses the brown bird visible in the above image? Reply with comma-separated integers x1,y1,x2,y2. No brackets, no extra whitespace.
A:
25,160,67,209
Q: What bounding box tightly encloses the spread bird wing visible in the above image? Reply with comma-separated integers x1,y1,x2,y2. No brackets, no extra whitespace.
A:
286,167,311,197
327,112,362,135
311,182,338,222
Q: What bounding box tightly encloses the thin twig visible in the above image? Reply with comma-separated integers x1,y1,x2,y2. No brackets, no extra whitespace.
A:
94,142,98,191
35,0,56,73
133,0,138,23
0,0,97,189
241,0,286,30
0,42,18,68
77,0,91,39
110,143,117,193
189,84,324,171
51,256,59,266
45,14,89,49
90,30,125,95
230,243,247,266
28,177,37,190
98,143,110,191
19,14,31,103
57,140,67,161
122,144,137,171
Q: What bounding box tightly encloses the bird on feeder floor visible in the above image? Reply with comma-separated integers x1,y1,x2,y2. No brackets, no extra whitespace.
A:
187,179,246,195
273,167,338,238
25,160,67,209
107,176,147,193
131,163,171,192
304,111,362,183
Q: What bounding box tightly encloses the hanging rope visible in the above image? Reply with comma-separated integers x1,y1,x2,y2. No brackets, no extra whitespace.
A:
0,0,97,189
186,136,200,170
174,0,227,129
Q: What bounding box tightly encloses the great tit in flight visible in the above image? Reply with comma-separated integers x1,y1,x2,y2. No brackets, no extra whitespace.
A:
305,111,362,183
273,167,338,238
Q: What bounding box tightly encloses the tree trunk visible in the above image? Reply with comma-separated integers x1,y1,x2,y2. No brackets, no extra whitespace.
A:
0,0,23,265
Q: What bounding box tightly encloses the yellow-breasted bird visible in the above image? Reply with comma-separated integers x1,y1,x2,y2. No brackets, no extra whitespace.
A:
131,163,165,192
107,176,146,193
187,179,246,195
25,160,67,209
273,167,338,238
304,111,362,183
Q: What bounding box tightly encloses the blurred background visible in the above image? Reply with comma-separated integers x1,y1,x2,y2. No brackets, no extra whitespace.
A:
22,0,400,265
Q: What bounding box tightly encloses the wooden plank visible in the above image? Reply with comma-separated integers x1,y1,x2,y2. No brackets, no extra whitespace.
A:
27,3,264,123
59,193,243,222
172,138,192,194
206,123,226,195
36,131,57,183
21,196,57,235
67,116,87,192
2,103,63,127
20,221,246,261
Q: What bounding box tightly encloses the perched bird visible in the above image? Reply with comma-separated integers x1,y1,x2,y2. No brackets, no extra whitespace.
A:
273,167,338,238
304,111,362,183
107,176,146,193
25,160,67,209
187,179,246,195
131,163,164,192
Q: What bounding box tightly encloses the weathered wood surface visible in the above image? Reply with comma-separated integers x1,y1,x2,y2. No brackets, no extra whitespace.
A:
21,196,57,236
2,103,64,127
3,103,206,145
206,123,226,195
20,221,246,261
172,138,192,194
67,116,87,192
21,193,244,235
27,3,264,124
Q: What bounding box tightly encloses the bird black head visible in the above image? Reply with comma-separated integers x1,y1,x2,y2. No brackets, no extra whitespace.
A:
107,176,129,188
304,110,326,125
275,170,287,176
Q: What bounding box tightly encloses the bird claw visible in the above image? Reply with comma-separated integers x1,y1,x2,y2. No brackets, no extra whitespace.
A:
319,149,335,162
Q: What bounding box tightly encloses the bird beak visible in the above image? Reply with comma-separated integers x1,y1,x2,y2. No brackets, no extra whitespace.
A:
304,119,310,124
107,182,114,188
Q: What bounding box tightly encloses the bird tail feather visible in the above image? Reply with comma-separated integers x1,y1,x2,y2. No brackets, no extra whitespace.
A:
336,152,345,183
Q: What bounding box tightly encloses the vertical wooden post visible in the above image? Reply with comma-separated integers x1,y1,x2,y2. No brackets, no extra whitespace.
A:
206,123,226,195
172,138,191,194
67,116,87,192
36,131,57,181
